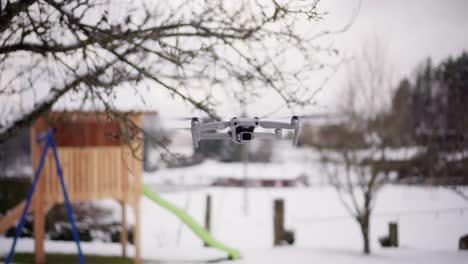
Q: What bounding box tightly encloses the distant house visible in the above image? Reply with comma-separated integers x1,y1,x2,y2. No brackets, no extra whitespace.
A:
212,174,309,188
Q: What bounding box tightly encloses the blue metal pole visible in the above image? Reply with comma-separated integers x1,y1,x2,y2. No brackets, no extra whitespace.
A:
48,132,86,264
5,134,51,264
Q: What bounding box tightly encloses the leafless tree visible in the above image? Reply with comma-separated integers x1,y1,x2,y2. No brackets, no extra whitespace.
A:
320,38,395,255
0,0,358,145
447,186,468,202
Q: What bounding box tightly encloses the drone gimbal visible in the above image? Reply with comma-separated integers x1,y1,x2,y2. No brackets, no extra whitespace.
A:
190,116,301,148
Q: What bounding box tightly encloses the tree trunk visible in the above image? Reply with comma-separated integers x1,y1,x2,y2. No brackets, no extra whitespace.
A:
358,216,371,254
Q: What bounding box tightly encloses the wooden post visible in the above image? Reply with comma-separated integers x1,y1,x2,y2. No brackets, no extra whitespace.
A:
273,199,284,246
133,201,141,264
120,201,127,257
32,127,46,264
389,222,398,247
204,195,212,247
34,177,46,264
132,114,143,264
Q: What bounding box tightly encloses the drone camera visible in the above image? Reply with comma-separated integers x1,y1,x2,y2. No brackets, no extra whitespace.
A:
240,132,253,141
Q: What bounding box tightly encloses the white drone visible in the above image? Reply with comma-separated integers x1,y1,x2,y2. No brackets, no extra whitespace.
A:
189,116,301,148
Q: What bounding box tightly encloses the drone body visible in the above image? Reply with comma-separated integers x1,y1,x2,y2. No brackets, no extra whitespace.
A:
190,116,301,148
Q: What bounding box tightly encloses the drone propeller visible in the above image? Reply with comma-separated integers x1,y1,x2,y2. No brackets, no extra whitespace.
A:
169,127,192,131
265,113,339,120
299,113,339,119
163,116,227,122
165,117,197,121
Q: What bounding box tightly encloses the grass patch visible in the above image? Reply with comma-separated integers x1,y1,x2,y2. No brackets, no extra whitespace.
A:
1,253,133,264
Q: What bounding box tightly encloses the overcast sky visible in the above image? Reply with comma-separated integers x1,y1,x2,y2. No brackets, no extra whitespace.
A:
141,0,468,121
51,0,468,122
314,0,468,110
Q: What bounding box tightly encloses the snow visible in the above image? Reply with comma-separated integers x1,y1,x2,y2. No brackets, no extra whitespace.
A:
144,160,315,186
220,247,468,264
1,186,467,263
1,143,468,263
144,141,326,186
135,186,468,251
143,141,425,188
0,238,131,257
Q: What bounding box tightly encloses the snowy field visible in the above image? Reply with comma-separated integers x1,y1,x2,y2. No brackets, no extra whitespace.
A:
220,247,468,264
2,185,467,263
136,186,468,251
143,141,423,187
1,143,467,263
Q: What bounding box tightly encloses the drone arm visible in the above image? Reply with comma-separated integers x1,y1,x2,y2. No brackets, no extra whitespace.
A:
199,132,231,140
292,120,301,146
259,120,301,145
258,121,293,130
253,132,281,140
199,121,230,131
191,120,230,148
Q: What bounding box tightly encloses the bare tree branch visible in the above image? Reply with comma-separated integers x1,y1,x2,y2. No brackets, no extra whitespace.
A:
0,0,37,33
0,58,118,142
0,0,348,144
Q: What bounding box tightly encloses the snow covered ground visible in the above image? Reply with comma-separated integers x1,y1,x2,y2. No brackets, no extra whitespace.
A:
136,185,468,251
1,143,467,263
1,185,467,263
143,141,424,187
221,247,468,264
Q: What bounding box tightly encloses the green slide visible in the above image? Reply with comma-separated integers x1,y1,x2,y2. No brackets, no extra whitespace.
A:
142,184,241,260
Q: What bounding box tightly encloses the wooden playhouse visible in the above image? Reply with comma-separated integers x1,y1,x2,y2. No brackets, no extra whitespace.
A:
1,111,145,264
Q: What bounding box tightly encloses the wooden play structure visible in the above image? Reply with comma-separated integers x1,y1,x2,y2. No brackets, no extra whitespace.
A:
0,111,144,264
1,110,241,263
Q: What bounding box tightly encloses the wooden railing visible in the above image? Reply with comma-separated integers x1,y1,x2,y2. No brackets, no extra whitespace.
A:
38,146,141,204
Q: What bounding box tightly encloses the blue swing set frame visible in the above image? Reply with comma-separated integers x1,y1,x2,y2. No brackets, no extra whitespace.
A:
5,129,86,264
